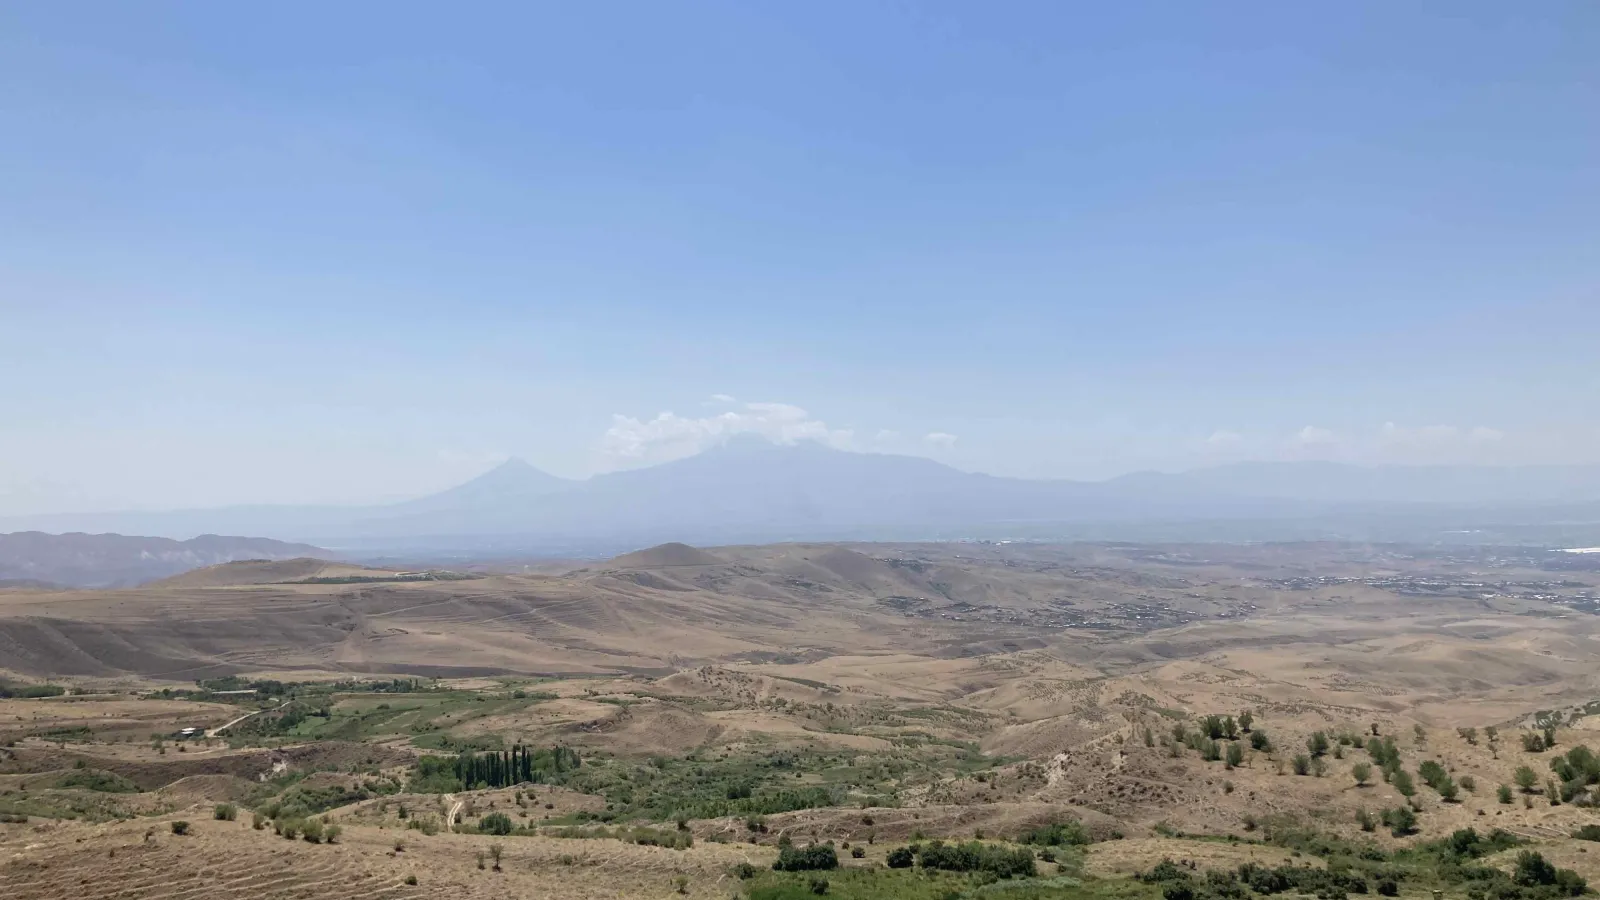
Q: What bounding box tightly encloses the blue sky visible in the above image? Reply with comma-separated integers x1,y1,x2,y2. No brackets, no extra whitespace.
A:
2,1,1597,513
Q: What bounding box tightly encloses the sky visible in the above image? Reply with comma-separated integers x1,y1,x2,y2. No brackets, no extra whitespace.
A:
2,1,1598,514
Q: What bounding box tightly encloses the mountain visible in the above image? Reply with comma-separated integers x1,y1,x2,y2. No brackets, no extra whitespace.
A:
4,442,1600,549
0,532,334,588
384,457,577,514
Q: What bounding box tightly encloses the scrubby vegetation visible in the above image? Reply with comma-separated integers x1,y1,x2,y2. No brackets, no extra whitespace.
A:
55,768,139,793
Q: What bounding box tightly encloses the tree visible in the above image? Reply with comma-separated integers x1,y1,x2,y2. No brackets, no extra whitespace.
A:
774,844,840,872
489,843,504,871
1523,732,1547,753
887,847,915,868
480,812,513,835
1250,731,1270,752
1383,806,1417,837
1514,851,1558,887
1352,762,1373,786
1238,711,1254,733
1515,766,1539,793
1292,754,1311,776
1392,769,1416,798
1308,732,1331,757
1497,784,1513,804
1437,777,1459,802
1458,726,1478,745
1225,742,1244,769
1418,760,1447,789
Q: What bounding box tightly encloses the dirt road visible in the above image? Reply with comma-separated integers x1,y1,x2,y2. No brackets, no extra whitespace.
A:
445,794,464,833
206,700,288,738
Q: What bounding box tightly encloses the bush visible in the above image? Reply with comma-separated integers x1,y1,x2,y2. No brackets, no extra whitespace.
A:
479,812,514,835
301,817,325,843
1574,825,1600,842
886,847,915,868
214,803,237,821
774,844,839,872
1514,766,1539,792
56,768,139,794
734,862,758,879
170,821,191,835
1498,784,1514,804
808,877,829,895
1382,806,1417,837
1251,731,1271,752
404,875,418,886
1018,820,1092,846
916,840,1036,879
325,823,342,843
1292,755,1312,776
850,846,865,859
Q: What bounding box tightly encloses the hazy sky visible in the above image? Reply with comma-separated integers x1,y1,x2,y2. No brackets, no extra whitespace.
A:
2,2,1598,514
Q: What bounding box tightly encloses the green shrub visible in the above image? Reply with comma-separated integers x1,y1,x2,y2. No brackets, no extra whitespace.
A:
170,821,191,835
1018,820,1091,847
1382,806,1416,836
916,840,1036,879
886,846,915,868
56,768,139,793
479,812,514,835
214,803,237,821
774,844,839,872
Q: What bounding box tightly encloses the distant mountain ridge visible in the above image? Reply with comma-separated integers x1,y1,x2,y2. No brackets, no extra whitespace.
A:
0,532,333,588
4,441,1600,548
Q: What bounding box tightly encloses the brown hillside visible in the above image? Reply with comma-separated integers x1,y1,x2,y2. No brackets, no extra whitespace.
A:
605,542,727,568
150,558,384,588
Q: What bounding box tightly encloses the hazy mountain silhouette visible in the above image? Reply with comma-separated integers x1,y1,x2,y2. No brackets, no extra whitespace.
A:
4,439,1600,547
0,532,332,587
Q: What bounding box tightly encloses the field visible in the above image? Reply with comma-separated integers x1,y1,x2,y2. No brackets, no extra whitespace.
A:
4,541,1600,899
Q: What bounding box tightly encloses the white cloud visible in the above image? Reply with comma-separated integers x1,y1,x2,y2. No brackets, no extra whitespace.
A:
874,429,901,443
1292,425,1337,446
600,401,854,467
709,393,736,403
923,432,958,447
1205,429,1243,447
